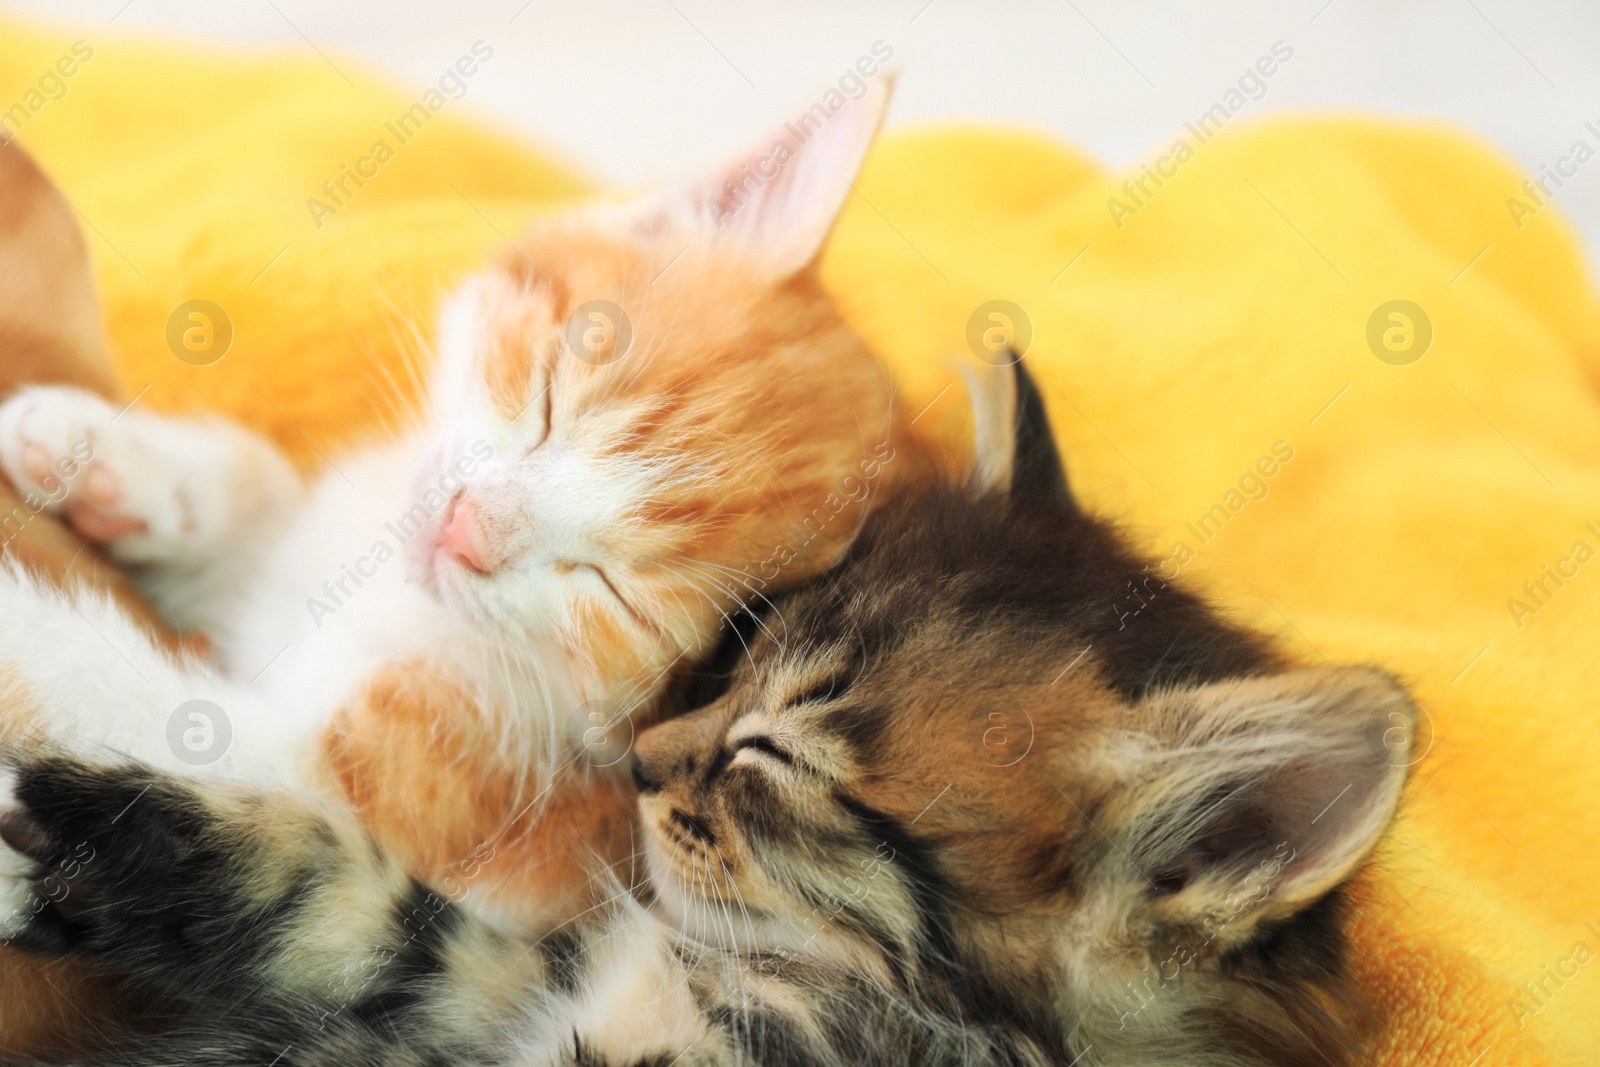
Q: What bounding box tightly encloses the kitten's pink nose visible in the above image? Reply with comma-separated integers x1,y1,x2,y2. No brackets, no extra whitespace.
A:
437,495,487,574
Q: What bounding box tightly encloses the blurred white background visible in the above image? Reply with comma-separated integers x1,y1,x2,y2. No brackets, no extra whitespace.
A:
7,0,1600,264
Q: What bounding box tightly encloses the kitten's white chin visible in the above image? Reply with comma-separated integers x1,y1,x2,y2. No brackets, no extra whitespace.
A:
404,527,484,612
641,836,790,953
641,836,725,945
421,565,497,636
642,835,685,919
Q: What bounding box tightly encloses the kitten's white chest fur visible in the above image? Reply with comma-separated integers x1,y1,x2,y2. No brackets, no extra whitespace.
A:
221,437,571,751
0,353,583,788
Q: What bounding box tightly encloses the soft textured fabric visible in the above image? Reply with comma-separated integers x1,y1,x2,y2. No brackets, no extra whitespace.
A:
4,18,1599,1066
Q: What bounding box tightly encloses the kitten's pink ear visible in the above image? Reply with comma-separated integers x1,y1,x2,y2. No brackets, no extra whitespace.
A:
634,73,897,279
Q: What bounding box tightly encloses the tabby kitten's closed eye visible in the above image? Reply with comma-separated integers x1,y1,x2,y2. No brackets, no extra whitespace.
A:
0,364,1413,1067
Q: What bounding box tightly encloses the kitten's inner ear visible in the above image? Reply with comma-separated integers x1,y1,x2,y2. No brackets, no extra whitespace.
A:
631,74,896,280
1117,667,1414,939
963,362,1017,495
965,360,1077,514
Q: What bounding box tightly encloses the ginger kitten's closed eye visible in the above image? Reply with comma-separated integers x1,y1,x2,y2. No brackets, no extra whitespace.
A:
0,364,1414,1067
0,74,934,948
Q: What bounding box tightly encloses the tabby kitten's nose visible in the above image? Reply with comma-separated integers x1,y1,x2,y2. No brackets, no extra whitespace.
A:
631,754,661,795
436,495,488,573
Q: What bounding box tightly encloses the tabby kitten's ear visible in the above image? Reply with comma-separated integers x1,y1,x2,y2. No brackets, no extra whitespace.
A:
1109,666,1413,943
632,73,896,279
966,359,1077,513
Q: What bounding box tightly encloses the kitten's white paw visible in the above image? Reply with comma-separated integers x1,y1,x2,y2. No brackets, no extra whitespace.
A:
0,769,37,940
0,385,179,549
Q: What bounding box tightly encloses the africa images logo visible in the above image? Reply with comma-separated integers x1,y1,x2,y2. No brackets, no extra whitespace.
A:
305,42,494,229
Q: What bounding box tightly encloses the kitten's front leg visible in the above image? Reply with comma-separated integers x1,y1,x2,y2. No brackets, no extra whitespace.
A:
0,753,540,1065
0,385,303,633
0,756,753,1067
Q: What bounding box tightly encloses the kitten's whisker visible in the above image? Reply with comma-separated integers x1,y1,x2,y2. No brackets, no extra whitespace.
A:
670,560,787,670
691,559,791,647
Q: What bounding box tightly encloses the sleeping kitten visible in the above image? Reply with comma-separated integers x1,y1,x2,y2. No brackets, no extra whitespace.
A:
0,365,1415,1066
0,78,936,924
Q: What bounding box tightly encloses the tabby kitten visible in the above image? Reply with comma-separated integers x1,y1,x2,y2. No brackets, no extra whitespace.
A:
0,365,1413,1066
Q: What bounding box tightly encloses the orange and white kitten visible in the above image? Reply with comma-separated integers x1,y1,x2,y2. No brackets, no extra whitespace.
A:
0,78,932,927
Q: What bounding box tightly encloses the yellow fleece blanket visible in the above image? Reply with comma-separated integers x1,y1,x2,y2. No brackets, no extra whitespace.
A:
4,20,1598,1066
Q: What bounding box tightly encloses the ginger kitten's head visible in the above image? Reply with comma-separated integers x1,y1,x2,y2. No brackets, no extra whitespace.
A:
407,78,931,707
633,367,1414,1066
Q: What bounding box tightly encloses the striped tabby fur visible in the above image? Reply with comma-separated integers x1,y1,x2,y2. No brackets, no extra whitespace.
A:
0,365,1414,1066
